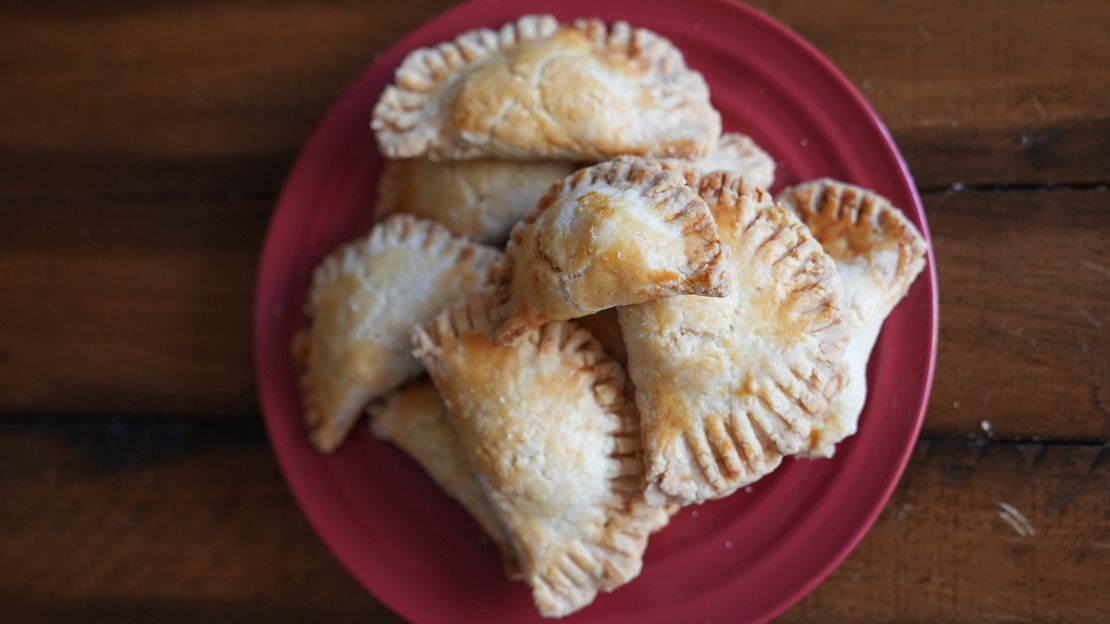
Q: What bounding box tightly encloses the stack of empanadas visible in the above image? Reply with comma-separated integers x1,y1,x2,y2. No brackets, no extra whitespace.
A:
292,14,927,618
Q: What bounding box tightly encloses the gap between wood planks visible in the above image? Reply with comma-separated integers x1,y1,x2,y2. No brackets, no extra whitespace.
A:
918,181,1109,195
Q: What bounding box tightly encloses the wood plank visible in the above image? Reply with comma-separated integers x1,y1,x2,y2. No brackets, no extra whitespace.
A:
0,0,456,200
0,198,264,417
0,422,400,624
926,188,1110,439
752,0,1110,190
0,0,1106,199
784,438,1110,622
3,189,1106,437
1,424,1105,622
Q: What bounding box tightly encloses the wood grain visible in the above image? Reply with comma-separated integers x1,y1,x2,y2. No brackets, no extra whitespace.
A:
0,198,263,417
753,0,1110,190
0,422,400,624
3,189,1106,438
2,424,1105,622
927,188,1110,439
0,0,1106,200
3,1,1106,622
784,438,1110,622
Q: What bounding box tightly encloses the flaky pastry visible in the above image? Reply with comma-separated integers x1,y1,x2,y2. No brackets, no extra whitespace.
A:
375,158,576,244
776,179,927,457
372,15,720,161
413,296,666,617
292,215,501,452
497,158,731,343
619,172,849,506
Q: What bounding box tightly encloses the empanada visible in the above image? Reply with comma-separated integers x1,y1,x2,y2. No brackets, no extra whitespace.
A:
372,15,720,161
413,296,666,618
292,215,501,452
776,179,927,457
619,172,849,506
375,158,576,244
497,158,731,343
367,381,520,579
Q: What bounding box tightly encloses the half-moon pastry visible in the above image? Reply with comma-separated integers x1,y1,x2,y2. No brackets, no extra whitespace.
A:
372,15,720,161
413,295,665,617
497,158,731,343
292,215,501,452
619,172,849,506
776,179,928,457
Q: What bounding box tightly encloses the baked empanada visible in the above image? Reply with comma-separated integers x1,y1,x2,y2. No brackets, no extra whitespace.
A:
367,381,520,579
619,172,849,506
776,179,927,457
497,158,731,343
413,296,665,618
375,158,576,245
292,215,501,452
372,15,720,161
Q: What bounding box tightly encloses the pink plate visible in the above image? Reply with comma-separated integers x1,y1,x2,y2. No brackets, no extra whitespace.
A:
254,1,938,621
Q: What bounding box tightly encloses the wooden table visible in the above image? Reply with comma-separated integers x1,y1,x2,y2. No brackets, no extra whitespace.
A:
2,1,1107,621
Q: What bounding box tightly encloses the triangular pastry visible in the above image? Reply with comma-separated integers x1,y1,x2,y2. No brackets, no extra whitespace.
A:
367,381,520,579
375,158,576,245
496,158,731,343
776,179,927,457
619,172,850,506
372,15,720,161
413,296,666,617
292,215,501,452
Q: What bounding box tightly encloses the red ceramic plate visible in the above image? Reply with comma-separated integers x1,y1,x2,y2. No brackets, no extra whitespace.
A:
254,0,938,621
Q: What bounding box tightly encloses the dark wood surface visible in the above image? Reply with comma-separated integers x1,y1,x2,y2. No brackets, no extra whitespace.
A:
1,0,1107,621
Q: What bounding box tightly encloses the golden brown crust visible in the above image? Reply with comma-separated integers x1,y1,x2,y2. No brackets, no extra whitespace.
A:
292,215,501,452
619,172,849,506
776,178,927,305
496,158,732,344
776,179,928,456
371,15,720,161
413,295,665,617
375,158,577,245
